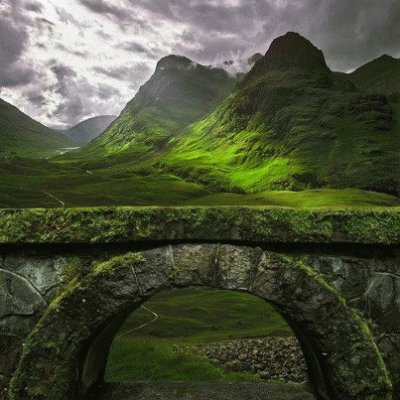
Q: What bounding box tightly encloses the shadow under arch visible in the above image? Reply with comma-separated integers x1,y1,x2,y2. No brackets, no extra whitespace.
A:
8,244,392,400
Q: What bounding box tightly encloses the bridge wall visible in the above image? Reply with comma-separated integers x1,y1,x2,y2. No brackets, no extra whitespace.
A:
1,243,399,399
1,207,399,399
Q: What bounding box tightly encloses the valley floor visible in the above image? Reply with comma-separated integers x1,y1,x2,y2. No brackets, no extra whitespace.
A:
0,158,398,208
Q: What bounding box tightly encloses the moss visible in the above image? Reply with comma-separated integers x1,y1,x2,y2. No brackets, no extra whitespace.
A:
60,259,84,283
0,206,399,245
277,254,393,395
91,252,145,277
9,252,146,400
280,254,346,304
350,310,393,392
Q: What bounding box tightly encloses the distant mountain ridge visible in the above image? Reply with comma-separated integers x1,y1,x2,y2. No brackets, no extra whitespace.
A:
348,54,400,96
62,115,117,144
161,32,399,194
0,98,75,158
79,55,237,160
15,32,399,199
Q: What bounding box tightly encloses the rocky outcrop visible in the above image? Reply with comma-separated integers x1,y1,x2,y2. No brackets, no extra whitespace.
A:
179,337,307,383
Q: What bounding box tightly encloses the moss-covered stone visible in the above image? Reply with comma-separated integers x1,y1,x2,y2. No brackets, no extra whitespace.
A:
0,207,399,244
8,253,146,400
7,245,393,400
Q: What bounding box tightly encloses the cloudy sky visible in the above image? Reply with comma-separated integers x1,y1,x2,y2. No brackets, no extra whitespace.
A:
1,0,399,128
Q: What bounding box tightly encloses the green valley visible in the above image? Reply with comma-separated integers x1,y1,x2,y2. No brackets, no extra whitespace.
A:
0,33,399,209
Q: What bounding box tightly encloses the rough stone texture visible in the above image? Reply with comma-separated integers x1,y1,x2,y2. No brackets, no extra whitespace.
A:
0,252,75,391
305,252,400,393
179,337,307,383
4,246,392,400
1,255,68,296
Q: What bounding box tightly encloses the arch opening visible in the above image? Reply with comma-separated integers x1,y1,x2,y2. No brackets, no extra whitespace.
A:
89,287,316,399
8,244,393,400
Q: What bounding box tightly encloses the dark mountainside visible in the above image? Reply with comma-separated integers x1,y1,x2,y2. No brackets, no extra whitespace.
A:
0,97,75,158
62,115,117,144
79,55,237,161
161,32,400,194
348,54,400,96
247,53,264,65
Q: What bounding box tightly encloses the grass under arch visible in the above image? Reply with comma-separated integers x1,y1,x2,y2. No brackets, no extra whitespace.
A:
105,288,293,383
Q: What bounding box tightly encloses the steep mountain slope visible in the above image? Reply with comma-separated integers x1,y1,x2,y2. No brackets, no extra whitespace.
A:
162,32,400,194
0,98,75,158
62,115,117,144
348,55,400,96
79,56,237,161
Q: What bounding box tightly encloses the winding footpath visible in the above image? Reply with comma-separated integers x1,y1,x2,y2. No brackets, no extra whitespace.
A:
120,306,159,336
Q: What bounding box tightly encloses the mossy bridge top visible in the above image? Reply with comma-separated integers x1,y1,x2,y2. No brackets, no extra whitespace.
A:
0,206,399,245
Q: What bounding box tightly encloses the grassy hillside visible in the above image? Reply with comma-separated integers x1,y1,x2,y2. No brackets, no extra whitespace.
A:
0,157,398,208
160,33,400,194
106,288,291,383
75,56,237,162
0,98,75,158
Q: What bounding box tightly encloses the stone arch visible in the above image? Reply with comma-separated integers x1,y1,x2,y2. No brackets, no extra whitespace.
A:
8,244,392,400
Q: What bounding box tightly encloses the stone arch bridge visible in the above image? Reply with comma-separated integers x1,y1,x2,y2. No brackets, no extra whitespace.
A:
0,207,399,400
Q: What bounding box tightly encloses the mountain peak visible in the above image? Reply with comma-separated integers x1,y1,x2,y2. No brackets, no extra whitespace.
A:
371,54,399,67
247,32,330,79
247,53,263,65
351,53,399,77
156,55,195,71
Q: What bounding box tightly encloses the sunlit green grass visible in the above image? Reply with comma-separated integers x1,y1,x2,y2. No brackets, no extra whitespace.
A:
0,157,398,208
185,189,399,208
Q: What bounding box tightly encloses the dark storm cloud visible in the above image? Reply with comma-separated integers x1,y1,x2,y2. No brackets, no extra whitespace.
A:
25,1,43,13
308,0,400,70
250,0,400,71
97,83,120,100
0,15,34,87
121,41,159,59
131,0,257,62
93,63,151,82
27,91,45,106
46,62,92,125
131,0,400,70
55,7,84,27
78,0,129,21
78,0,150,30
56,43,86,58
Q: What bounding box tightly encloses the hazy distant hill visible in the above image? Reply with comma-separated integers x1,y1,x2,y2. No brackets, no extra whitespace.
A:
62,115,117,144
0,98,75,158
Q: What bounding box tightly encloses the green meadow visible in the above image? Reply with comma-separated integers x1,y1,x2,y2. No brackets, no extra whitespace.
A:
106,288,292,383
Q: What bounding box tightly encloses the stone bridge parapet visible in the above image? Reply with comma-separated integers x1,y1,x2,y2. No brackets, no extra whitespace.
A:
0,207,399,400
